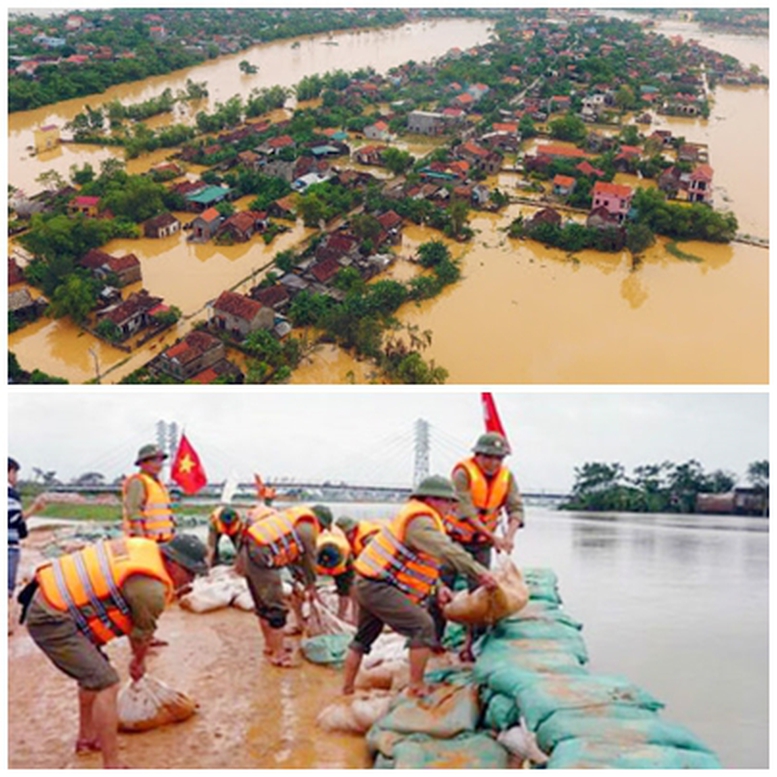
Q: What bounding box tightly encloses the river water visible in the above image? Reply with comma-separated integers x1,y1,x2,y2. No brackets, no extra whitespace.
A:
7,15,768,383
311,501,768,769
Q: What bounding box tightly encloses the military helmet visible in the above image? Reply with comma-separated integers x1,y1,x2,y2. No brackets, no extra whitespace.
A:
160,534,208,576
311,504,333,528
335,515,358,534
317,544,342,570
411,475,460,502
218,506,239,524
472,432,511,457
135,443,168,466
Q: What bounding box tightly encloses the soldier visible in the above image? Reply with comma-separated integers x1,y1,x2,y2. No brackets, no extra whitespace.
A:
122,444,176,543
341,476,496,698
437,432,525,659
316,524,355,621
21,534,208,769
206,506,243,568
447,432,525,569
238,504,333,667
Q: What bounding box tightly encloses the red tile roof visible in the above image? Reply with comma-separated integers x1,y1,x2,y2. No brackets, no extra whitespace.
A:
309,257,341,283
593,181,633,198
198,207,221,223
213,290,263,321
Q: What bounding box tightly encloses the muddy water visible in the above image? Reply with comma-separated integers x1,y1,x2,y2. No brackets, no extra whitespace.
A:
8,18,493,191
8,16,769,384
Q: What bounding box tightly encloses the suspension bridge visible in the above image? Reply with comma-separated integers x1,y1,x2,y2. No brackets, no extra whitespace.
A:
35,418,572,506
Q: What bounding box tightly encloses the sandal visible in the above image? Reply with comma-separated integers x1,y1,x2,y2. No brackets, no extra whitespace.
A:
75,738,101,755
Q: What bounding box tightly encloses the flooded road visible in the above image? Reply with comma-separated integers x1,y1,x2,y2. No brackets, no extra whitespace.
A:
8,15,768,384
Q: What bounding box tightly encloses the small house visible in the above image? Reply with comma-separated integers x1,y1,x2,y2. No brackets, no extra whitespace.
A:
211,291,274,338
143,212,181,239
190,208,222,242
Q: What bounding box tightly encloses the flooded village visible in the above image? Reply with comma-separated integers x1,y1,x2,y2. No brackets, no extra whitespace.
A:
7,8,769,383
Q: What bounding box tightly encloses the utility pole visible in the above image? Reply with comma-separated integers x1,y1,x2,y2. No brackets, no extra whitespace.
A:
413,418,430,487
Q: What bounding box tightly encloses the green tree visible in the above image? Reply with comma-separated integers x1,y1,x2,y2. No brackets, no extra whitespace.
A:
416,240,450,268
47,273,98,324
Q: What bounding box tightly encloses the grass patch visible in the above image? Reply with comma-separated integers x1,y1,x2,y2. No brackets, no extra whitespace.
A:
33,503,214,523
666,241,703,262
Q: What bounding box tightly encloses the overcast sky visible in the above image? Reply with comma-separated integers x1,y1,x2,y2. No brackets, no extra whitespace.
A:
7,389,768,492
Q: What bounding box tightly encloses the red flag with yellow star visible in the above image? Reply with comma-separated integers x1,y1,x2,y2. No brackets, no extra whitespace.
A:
170,433,208,495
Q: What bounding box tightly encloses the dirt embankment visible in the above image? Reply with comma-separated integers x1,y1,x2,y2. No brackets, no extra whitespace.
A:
8,530,372,770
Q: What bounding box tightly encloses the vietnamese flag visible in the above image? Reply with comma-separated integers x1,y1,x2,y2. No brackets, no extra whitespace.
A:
171,433,208,495
481,392,508,443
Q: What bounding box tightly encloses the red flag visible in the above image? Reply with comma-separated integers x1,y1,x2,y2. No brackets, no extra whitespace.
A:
170,433,208,495
481,392,508,442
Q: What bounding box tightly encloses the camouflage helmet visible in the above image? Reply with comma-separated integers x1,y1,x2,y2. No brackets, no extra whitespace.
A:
135,443,168,466
218,506,239,524
472,432,511,457
311,504,333,528
411,475,460,502
335,515,358,534
159,533,208,576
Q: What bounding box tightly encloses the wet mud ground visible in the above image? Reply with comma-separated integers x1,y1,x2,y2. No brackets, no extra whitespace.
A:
8,530,373,769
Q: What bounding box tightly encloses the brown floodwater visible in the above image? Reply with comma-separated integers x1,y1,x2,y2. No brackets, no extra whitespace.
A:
7,17,768,384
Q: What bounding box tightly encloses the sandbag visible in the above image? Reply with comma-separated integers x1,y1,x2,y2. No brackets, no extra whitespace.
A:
300,633,352,665
305,602,356,637
377,681,480,738
117,675,197,732
511,601,583,630
391,732,510,769
317,691,394,734
523,567,562,605
178,567,248,614
514,674,665,732
545,738,722,769
536,710,716,754
356,660,409,692
442,557,528,626
497,718,550,765
475,645,587,686
481,690,520,731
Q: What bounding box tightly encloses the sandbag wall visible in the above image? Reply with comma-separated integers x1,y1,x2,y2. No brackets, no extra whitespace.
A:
366,567,722,769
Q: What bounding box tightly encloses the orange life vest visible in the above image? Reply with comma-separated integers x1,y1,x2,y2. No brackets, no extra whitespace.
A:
350,520,381,557
210,506,242,538
122,473,176,542
244,505,319,568
444,458,511,543
354,500,444,604
35,537,174,646
316,527,352,577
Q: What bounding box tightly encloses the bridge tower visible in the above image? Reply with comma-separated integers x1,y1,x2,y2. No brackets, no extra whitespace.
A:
155,420,179,470
413,419,430,487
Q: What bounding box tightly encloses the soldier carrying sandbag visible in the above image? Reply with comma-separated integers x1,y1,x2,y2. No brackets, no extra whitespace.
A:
18,534,208,769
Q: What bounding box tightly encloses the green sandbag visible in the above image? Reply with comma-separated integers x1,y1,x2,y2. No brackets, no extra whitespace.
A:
536,710,716,754
377,681,480,738
511,601,583,630
545,738,722,769
514,674,665,731
299,633,352,665
522,568,562,604
391,732,509,769
366,726,425,759
482,691,520,731
491,617,583,643
442,621,467,650
475,640,587,685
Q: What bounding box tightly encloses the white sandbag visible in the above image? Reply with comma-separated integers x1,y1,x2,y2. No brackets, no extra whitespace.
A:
355,660,409,692
232,588,255,611
179,567,252,613
179,577,235,613
306,602,356,637
117,675,197,732
316,691,394,734
497,717,549,765
443,557,529,626
362,632,408,668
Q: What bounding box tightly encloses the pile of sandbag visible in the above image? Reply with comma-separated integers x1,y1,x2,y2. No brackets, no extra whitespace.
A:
117,675,197,732
443,556,529,626
316,691,394,734
179,566,253,613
